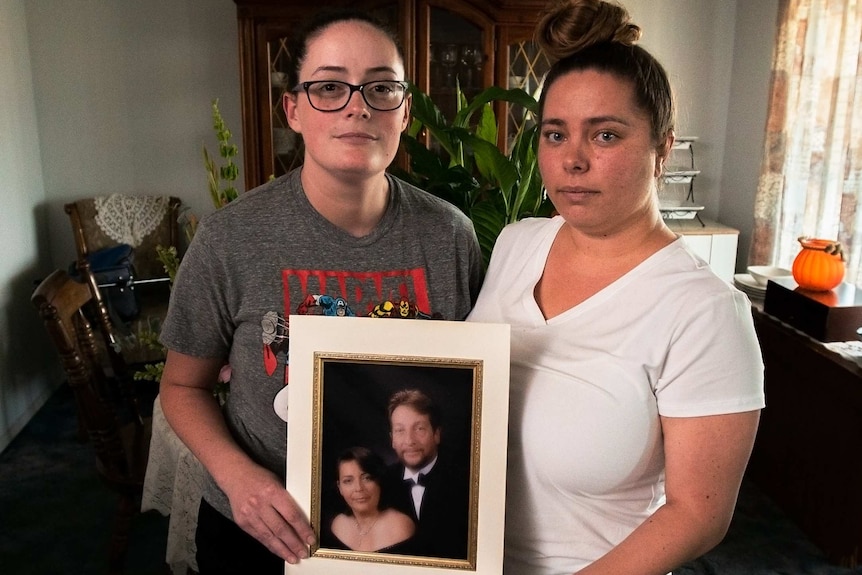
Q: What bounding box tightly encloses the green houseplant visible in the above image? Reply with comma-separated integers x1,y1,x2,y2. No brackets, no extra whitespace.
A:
134,99,240,389
154,99,241,286
390,84,554,267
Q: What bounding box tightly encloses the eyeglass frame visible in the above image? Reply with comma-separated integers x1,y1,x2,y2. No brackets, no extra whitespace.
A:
292,80,410,112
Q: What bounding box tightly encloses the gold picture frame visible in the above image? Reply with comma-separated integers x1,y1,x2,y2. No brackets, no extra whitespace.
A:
286,315,510,575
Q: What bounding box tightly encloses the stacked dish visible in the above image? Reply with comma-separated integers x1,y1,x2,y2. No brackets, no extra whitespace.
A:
747,265,793,286
733,267,792,300
733,273,767,300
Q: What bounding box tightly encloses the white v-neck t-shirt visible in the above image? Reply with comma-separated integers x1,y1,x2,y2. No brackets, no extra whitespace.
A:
468,216,765,575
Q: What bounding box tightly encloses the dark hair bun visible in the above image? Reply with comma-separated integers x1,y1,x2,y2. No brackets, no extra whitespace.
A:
535,0,642,62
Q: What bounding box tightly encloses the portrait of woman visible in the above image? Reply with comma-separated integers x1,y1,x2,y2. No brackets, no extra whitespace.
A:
324,446,417,554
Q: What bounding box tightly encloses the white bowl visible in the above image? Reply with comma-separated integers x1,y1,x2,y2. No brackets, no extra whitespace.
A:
747,265,792,286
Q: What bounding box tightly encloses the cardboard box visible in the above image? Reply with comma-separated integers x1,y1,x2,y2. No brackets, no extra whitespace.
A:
763,277,862,342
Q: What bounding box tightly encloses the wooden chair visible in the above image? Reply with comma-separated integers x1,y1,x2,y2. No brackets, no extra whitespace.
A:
32,268,152,575
65,195,181,365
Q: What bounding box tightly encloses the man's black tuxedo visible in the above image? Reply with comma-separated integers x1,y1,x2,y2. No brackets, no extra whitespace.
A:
382,456,470,560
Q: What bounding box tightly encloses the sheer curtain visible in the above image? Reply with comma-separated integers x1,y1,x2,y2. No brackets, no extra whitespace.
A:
749,0,862,284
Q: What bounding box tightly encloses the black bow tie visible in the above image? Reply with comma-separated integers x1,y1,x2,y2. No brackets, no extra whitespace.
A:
405,473,426,486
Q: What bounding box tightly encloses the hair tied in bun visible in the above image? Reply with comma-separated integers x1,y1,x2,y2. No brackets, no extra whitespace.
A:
535,0,642,62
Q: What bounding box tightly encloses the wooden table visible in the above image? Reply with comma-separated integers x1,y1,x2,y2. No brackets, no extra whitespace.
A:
747,307,862,567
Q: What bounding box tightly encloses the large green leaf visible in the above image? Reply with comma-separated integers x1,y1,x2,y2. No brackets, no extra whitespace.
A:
508,128,546,221
408,85,448,129
475,103,499,146
407,87,456,158
426,166,478,213
454,86,539,127
399,83,550,268
401,135,445,177
457,131,518,207
469,200,508,268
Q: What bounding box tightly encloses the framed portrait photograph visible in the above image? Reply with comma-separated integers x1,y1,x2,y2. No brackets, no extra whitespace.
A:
285,315,510,575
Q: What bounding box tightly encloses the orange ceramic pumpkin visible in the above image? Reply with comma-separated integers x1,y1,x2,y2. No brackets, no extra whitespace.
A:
791,237,845,291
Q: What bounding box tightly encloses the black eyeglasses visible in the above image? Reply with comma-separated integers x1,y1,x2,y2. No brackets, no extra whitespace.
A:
293,80,409,112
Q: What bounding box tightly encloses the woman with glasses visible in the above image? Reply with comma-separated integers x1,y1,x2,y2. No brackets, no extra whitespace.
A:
158,8,482,574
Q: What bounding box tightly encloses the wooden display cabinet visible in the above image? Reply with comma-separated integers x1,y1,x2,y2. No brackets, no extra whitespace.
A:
233,0,549,191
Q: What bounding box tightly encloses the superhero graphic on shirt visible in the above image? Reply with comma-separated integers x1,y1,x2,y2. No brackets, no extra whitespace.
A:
261,267,440,381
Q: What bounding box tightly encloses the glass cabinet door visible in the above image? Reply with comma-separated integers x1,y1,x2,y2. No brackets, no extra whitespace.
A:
425,4,490,122
268,32,302,179
505,36,550,151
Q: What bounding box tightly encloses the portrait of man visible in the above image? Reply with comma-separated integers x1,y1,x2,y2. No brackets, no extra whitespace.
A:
382,388,470,560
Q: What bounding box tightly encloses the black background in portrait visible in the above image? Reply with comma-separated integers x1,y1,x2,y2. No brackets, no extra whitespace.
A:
319,360,475,526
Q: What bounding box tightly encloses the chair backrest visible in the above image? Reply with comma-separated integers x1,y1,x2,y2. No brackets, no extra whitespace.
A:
31,269,147,488
65,195,182,280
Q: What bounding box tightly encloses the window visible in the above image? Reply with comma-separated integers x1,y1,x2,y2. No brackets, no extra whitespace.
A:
750,0,862,284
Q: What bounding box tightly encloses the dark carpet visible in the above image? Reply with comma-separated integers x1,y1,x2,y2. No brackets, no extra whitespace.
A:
0,383,169,574
1,383,861,574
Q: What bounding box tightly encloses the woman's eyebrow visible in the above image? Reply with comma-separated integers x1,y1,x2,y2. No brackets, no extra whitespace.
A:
540,118,566,128
586,115,631,127
309,65,348,76
541,116,631,128
366,65,399,75
309,65,399,77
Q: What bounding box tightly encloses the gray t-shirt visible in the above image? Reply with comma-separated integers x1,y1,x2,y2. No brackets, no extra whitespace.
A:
160,168,483,519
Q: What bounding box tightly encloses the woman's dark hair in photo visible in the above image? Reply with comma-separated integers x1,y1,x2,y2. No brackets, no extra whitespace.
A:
335,446,387,514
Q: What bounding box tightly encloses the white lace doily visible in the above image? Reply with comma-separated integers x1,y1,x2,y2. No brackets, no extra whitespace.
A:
94,195,170,247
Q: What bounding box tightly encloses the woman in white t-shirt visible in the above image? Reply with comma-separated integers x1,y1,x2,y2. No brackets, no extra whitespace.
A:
468,1,765,574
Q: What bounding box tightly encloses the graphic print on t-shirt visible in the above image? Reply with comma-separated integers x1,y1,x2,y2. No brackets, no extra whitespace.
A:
261,267,437,381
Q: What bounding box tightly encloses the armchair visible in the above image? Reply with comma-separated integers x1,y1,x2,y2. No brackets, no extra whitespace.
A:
65,194,182,279
65,195,182,365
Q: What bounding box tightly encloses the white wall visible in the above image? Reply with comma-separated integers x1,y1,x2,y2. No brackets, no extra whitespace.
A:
719,0,780,270
627,0,738,219
0,0,779,451
0,0,61,452
24,0,243,273
0,0,242,453
574,1,777,257
573,0,778,269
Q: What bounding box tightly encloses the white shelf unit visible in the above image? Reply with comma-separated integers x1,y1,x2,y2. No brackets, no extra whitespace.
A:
660,136,703,224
